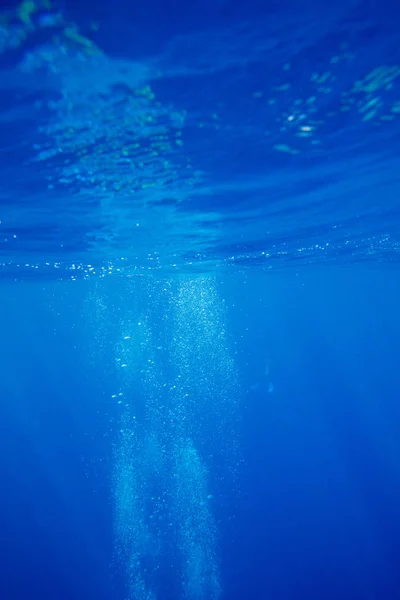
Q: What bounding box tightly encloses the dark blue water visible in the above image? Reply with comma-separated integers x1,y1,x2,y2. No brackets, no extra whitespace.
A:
1,270,400,599
1,0,400,599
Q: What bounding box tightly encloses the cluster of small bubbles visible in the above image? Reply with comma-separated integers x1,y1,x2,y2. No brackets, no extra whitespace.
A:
170,438,221,600
108,286,174,600
83,276,239,600
163,276,242,597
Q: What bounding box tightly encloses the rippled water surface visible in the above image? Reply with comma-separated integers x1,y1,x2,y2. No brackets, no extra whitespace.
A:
1,0,399,278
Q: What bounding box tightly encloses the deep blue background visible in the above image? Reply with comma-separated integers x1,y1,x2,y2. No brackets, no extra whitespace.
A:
1,0,400,596
1,268,399,599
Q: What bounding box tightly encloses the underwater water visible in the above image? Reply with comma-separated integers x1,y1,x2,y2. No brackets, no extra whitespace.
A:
1,0,400,599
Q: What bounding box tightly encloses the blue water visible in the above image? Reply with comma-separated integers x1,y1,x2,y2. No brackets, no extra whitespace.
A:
1,0,400,599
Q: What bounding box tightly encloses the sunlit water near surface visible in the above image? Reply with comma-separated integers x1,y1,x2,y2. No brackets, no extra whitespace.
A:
1,0,400,278
1,1,400,600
